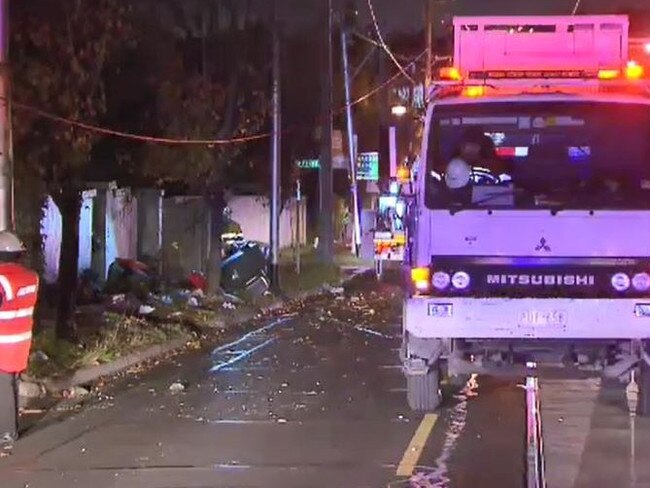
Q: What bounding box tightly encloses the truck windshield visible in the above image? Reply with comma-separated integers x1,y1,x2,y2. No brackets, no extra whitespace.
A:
425,100,650,210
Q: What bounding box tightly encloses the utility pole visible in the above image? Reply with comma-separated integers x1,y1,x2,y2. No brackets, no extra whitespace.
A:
424,0,434,89
378,46,390,183
0,0,12,231
295,179,301,275
318,0,334,263
270,0,281,288
340,7,361,256
425,0,434,90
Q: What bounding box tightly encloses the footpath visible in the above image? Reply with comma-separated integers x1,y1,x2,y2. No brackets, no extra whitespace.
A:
18,252,372,421
541,377,650,488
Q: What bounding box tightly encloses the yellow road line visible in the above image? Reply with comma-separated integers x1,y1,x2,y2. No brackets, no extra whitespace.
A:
396,413,439,477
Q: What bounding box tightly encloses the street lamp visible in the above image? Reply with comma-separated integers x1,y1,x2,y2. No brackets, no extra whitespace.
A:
391,104,407,116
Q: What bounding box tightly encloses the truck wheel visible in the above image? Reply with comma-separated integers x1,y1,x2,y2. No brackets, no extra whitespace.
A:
407,367,441,411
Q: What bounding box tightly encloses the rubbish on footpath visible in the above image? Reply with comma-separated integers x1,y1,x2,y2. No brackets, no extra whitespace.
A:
18,381,44,399
105,258,153,298
221,241,269,295
190,288,205,298
78,268,103,304
63,386,90,399
20,408,46,415
107,293,143,316
29,350,49,363
138,305,155,316
223,293,244,304
188,272,207,293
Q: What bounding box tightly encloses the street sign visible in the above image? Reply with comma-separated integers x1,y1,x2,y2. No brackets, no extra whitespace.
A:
392,83,426,110
332,130,347,170
296,159,319,170
357,152,379,181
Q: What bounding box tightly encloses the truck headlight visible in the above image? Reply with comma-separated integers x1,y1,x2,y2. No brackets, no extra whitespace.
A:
632,273,650,292
451,271,471,290
611,272,631,292
432,271,451,290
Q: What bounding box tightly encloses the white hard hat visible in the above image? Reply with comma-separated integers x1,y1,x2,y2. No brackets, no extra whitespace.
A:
0,231,25,253
445,158,471,189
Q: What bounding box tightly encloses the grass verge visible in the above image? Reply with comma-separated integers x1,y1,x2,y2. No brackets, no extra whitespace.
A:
278,248,370,293
28,314,191,379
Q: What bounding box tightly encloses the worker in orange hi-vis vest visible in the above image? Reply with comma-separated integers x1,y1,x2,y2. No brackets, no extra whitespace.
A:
0,232,39,448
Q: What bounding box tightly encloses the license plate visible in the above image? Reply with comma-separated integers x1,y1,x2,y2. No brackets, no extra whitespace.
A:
428,303,453,318
519,310,567,327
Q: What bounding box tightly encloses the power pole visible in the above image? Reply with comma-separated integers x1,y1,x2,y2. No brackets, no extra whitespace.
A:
295,179,301,275
0,0,12,231
318,0,334,263
270,0,281,287
378,46,390,183
340,9,361,256
425,0,434,90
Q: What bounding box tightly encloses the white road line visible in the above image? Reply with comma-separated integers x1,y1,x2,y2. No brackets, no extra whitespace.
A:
210,338,276,373
210,315,294,355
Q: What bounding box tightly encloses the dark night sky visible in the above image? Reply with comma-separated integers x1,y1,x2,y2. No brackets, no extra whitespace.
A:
259,0,648,33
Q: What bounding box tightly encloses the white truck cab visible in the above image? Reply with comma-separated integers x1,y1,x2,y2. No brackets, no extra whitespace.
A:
403,15,650,412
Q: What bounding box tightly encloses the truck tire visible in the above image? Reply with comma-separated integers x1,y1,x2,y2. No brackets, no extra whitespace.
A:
407,367,441,411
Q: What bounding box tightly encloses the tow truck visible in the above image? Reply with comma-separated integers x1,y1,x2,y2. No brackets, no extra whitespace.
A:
402,15,650,413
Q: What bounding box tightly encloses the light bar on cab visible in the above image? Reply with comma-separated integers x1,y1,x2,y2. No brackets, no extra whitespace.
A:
468,70,587,80
440,67,462,81
626,61,644,80
439,63,646,83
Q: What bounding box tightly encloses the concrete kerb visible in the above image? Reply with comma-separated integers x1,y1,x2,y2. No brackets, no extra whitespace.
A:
23,266,374,404
41,338,190,395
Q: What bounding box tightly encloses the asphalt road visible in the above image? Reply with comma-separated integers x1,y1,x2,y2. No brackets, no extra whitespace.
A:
1,280,647,488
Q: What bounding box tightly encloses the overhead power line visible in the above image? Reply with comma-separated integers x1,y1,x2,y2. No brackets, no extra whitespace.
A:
571,0,583,15
10,52,425,147
365,0,416,84
345,50,425,108
13,101,269,146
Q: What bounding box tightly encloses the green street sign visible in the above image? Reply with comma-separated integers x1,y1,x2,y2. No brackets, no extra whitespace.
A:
357,152,379,181
296,159,320,170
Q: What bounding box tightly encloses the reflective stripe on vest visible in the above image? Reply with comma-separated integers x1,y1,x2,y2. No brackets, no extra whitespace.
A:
0,330,32,344
0,307,34,320
17,285,37,297
0,274,13,300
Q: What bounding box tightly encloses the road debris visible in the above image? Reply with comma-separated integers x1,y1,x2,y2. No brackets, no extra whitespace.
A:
169,382,187,394
63,386,90,399
18,381,44,399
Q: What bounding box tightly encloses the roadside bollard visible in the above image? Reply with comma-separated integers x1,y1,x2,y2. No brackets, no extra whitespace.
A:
626,370,639,417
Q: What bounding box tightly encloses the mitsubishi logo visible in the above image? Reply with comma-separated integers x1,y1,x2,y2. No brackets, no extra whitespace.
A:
535,237,551,252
